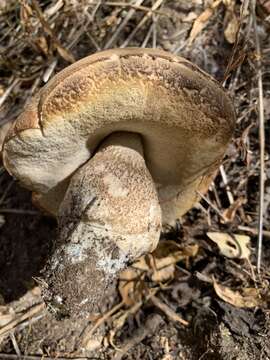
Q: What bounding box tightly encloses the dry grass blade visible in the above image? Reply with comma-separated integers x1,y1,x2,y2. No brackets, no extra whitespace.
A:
238,226,270,238
0,209,40,215
0,79,20,109
250,0,266,273
105,2,167,17
0,354,89,360
9,331,21,357
188,0,222,45
223,0,250,81
104,0,145,49
141,22,154,47
197,190,227,222
120,0,164,48
0,303,45,338
31,0,75,63
219,164,234,205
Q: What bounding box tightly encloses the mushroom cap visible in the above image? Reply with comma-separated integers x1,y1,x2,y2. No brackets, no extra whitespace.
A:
0,122,12,153
3,48,235,220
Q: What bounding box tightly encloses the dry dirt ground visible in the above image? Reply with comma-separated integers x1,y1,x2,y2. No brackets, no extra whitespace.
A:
0,1,270,359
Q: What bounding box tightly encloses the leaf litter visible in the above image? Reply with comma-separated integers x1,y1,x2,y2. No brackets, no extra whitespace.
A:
207,231,251,259
0,0,270,359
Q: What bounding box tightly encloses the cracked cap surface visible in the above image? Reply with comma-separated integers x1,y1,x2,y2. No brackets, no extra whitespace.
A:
3,47,236,221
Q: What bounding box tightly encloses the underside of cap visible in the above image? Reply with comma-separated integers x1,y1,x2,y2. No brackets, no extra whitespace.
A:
3,48,236,221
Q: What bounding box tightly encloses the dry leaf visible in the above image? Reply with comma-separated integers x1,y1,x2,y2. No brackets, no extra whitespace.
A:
20,2,33,23
151,264,175,283
224,13,238,43
35,36,49,55
85,335,103,351
182,12,198,23
151,243,198,282
259,0,270,15
119,241,199,305
151,242,199,271
0,306,15,327
118,267,144,306
109,301,143,348
188,0,222,45
44,0,64,17
213,280,262,308
119,255,150,305
223,0,239,44
222,197,245,223
237,123,254,166
152,241,199,262
56,45,75,63
207,232,251,259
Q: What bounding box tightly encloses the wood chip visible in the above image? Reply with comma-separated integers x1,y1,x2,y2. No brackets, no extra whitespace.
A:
151,295,188,326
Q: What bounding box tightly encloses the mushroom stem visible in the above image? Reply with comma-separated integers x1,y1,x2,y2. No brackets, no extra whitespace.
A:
43,132,162,317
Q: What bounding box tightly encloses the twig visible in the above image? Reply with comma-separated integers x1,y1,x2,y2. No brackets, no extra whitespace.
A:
219,165,234,205
197,191,227,222
251,0,266,273
108,301,145,351
223,0,250,81
0,303,45,337
210,182,222,208
151,0,157,48
0,180,14,205
173,38,188,55
141,23,154,47
238,225,270,238
108,288,160,351
31,0,75,63
9,332,21,358
113,314,163,360
0,354,89,360
104,0,145,49
0,79,20,108
150,295,188,326
15,314,45,334
43,59,58,83
0,209,40,215
120,0,164,48
104,2,168,17
88,0,102,21
79,300,124,348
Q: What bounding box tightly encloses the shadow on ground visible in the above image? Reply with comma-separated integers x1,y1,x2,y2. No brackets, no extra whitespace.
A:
0,172,56,302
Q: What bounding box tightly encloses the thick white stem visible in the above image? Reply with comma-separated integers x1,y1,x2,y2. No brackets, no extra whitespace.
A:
43,132,161,317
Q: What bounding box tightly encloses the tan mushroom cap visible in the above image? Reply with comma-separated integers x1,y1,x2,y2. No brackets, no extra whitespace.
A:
3,48,235,223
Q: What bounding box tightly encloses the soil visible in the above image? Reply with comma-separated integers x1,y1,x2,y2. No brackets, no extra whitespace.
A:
0,1,270,359
1,176,270,359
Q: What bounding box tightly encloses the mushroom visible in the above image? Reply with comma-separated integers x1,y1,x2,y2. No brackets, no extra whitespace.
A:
2,48,235,317
0,122,12,153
